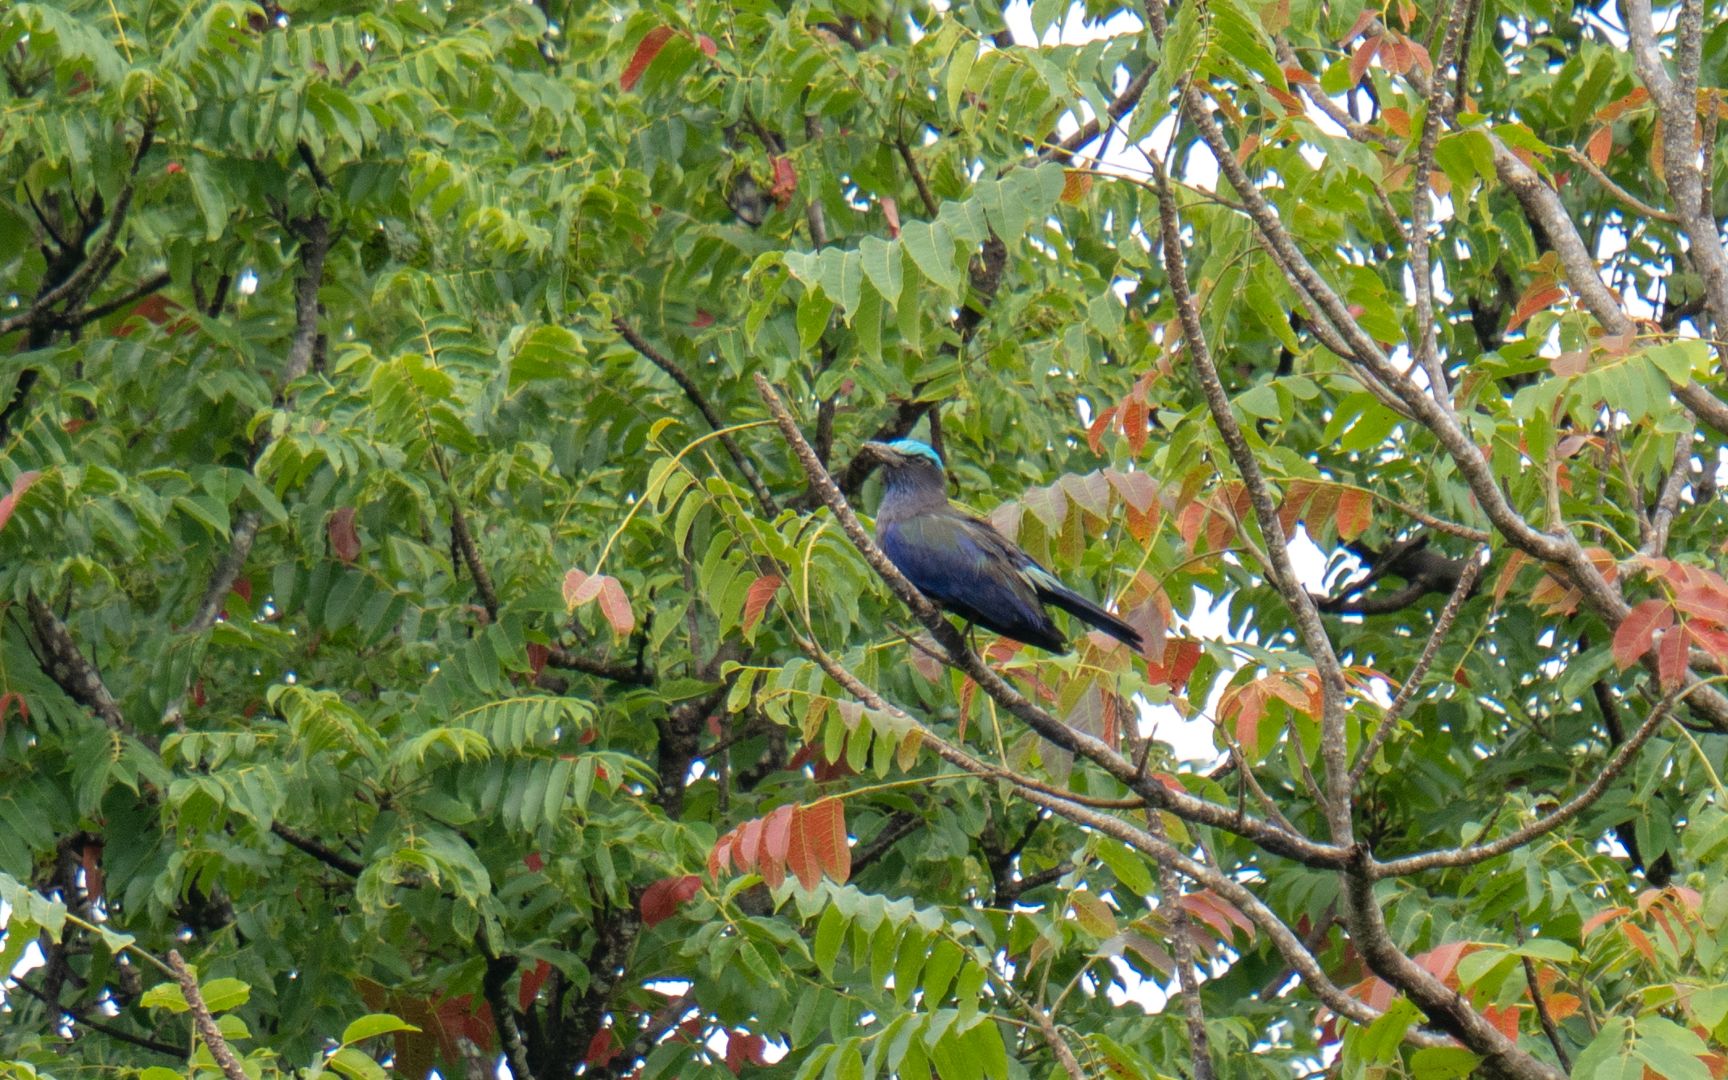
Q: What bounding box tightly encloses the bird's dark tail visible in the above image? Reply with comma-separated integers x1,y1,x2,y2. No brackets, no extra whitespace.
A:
1028,573,1142,652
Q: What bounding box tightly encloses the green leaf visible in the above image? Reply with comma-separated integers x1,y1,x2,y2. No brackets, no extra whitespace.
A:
342,1013,421,1045
815,902,846,980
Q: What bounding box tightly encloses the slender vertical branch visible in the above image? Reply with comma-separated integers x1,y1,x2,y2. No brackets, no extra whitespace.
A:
1147,811,1214,1080
168,950,250,1080
1513,914,1572,1071
450,498,501,622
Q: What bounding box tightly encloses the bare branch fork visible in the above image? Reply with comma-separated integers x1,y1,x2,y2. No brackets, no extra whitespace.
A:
753,372,1353,870
169,949,251,1080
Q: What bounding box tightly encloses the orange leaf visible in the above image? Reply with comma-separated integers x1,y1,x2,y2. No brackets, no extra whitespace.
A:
1494,551,1530,603
1382,106,1411,138
1335,487,1373,541
1508,285,1566,330
1122,394,1149,456
1061,170,1094,204
328,507,361,564
1586,125,1612,166
621,26,676,91
1338,8,1377,41
742,575,783,636
1623,922,1657,963
598,576,635,636
1580,906,1630,937
804,799,850,884
1614,600,1674,668
1481,1004,1520,1040
768,158,798,209
1543,992,1580,1021
697,33,717,56
785,804,822,889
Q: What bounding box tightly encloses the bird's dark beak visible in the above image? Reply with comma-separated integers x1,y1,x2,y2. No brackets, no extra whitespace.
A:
858,442,900,467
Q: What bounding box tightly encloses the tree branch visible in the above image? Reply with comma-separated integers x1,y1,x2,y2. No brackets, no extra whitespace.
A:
7,976,190,1057
613,318,778,518
1348,548,1485,787
168,949,250,1080
1147,811,1214,1080
163,509,265,730
1371,689,1680,878
1513,913,1572,1071
278,214,330,394
27,591,146,747
1559,147,1678,223
1640,413,1696,558
270,822,366,877
543,643,656,685
64,272,173,329
755,372,1351,868
450,498,500,623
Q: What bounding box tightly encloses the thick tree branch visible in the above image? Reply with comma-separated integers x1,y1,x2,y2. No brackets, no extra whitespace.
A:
27,592,145,746
544,643,656,685
1040,62,1156,165
278,215,329,393
65,272,173,329
270,822,366,877
168,949,250,1080
1149,147,1353,843
479,928,539,1080
614,318,778,518
1641,414,1696,558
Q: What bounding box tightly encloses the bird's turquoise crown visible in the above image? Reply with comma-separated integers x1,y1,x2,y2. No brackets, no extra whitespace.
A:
885,439,944,467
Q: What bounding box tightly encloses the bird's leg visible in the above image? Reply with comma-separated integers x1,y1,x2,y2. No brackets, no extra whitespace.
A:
965,621,979,657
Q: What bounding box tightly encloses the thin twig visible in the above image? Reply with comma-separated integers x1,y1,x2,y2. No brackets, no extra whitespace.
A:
1373,689,1683,877
1147,810,1215,1080
168,949,250,1080
7,976,190,1057
1513,913,1572,1071
65,272,173,329
1349,548,1485,787
895,139,940,217
1559,148,1679,223
1640,413,1696,558
615,318,778,518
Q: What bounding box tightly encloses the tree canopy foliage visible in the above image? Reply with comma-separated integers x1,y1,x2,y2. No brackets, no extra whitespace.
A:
6,0,1728,1078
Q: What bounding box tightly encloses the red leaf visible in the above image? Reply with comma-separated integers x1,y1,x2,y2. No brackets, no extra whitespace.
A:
1147,639,1202,690
708,833,734,879
621,26,676,91
1614,600,1675,668
697,34,717,56
1623,922,1657,963
192,677,207,708
1122,394,1149,457
692,310,715,328
641,874,704,928
525,852,546,872
1349,36,1381,84
1676,581,1728,623
736,816,766,872
742,575,783,636
1659,624,1689,688
1549,350,1589,377
564,568,600,608
804,800,850,884
1334,487,1373,542
1690,622,1728,665
328,507,361,563
726,1033,765,1075
519,959,552,1012
166,162,185,175
768,158,798,209
1338,8,1378,41
1586,125,1613,166
1086,405,1117,454
599,576,635,636
1508,285,1566,330
587,1029,620,1068
785,804,822,889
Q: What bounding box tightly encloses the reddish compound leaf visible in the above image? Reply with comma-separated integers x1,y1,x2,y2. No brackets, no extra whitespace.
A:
328,507,361,563
1623,922,1656,963
1690,622,1728,666
692,309,715,328
1614,599,1674,668
1338,7,1377,41
527,643,549,677
697,34,717,56
1121,393,1149,456
524,852,545,872
1147,639,1203,690
1060,169,1094,205
785,804,822,889
1087,405,1118,454
742,575,783,636
621,26,676,91
598,576,635,636
803,800,850,884
1581,906,1630,937
587,1029,620,1068
640,874,704,928
1334,487,1373,542
763,802,795,865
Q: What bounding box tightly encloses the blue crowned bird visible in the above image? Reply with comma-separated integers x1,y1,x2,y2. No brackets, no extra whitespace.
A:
859,439,1142,654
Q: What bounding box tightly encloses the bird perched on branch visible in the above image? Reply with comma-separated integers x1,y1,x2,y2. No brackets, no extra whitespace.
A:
859,440,1142,654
